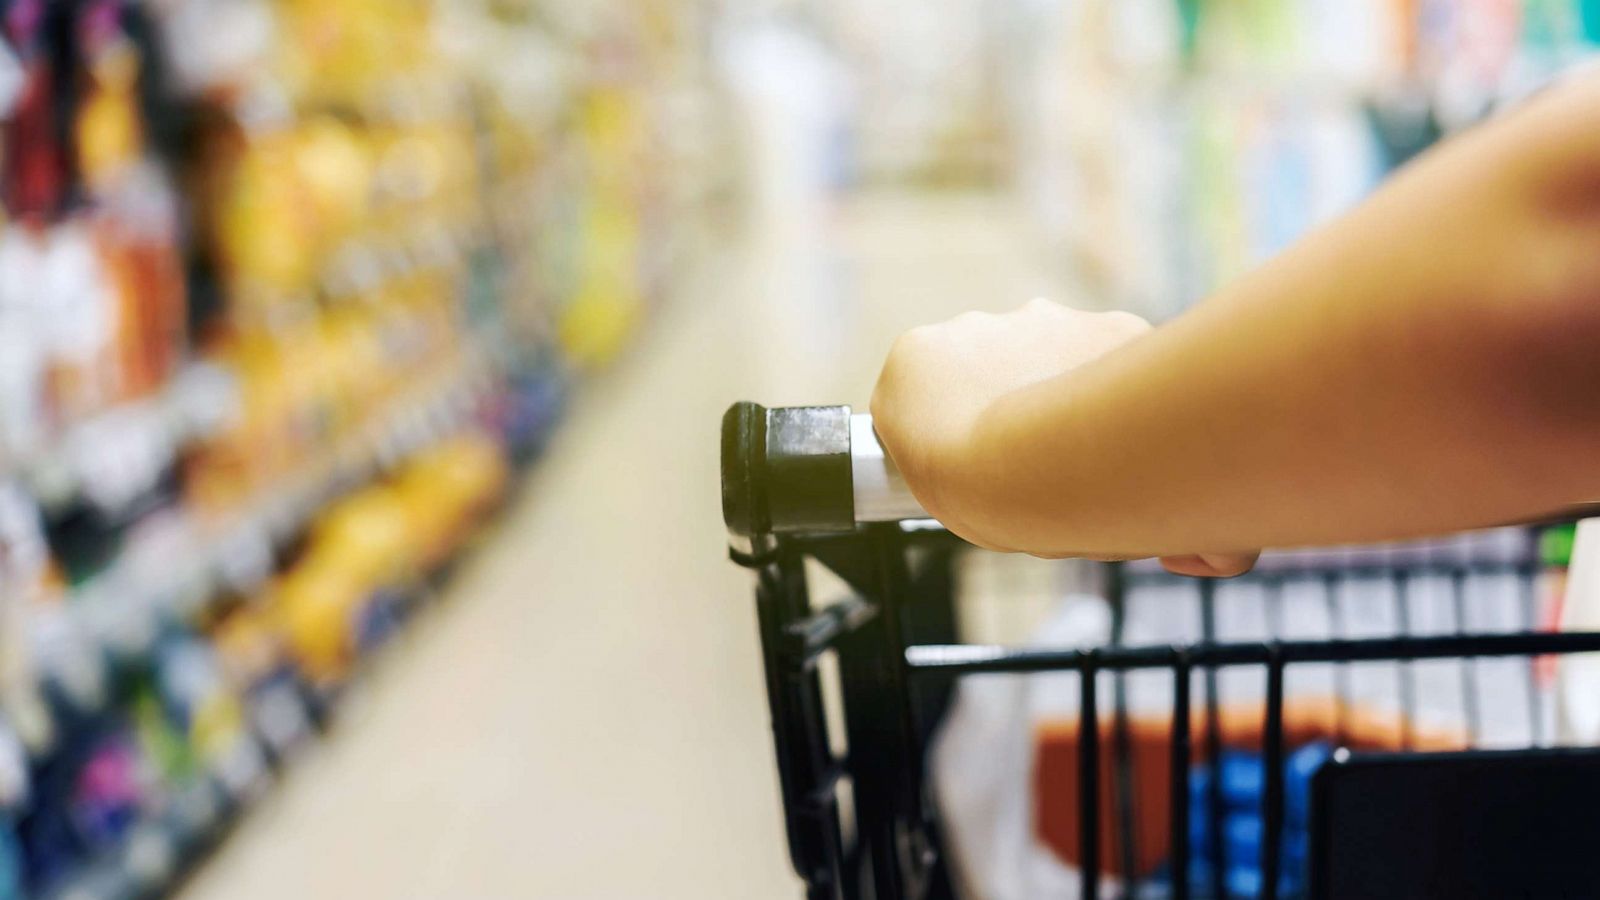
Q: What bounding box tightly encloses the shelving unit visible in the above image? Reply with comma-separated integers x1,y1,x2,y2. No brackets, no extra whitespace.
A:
0,1,721,896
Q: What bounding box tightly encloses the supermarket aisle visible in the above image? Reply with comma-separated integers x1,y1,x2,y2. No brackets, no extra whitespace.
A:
180,190,1066,900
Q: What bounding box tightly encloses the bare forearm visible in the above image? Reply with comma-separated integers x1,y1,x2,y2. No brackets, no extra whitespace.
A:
970,83,1600,557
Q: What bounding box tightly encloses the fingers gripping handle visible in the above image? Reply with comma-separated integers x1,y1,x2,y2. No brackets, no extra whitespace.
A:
721,403,928,537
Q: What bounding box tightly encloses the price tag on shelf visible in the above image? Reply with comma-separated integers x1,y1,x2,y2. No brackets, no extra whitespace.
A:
0,37,23,117
22,455,75,512
0,480,48,579
30,606,108,714
214,521,274,596
77,576,160,664
167,363,241,441
0,721,27,810
215,736,270,804
252,678,313,760
54,861,126,900
69,406,175,516
117,512,209,624
172,779,222,837
123,820,178,892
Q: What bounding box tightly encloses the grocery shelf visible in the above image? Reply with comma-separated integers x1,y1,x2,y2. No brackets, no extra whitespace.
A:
0,0,716,895
20,357,566,900
42,351,512,720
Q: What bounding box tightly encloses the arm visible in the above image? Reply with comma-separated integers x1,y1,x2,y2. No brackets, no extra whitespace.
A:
871,75,1600,566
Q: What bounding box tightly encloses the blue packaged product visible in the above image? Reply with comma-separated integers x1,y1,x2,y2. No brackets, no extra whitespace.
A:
1218,751,1262,808
1182,858,1214,893
1188,768,1212,855
1179,750,1319,893
1286,741,1332,823
1285,828,1309,867
1222,809,1309,870
1225,862,1295,900
1224,812,1261,867
1188,811,1212,861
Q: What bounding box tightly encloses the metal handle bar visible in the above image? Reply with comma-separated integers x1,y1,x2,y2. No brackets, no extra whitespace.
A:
722,402,928,537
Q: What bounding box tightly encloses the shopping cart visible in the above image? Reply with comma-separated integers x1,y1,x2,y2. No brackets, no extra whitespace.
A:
722,402,1600,900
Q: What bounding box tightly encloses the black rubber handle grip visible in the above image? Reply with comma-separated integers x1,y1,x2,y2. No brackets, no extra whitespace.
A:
722,402,856,537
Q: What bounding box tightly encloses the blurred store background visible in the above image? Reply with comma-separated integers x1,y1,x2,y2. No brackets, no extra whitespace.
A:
0,0,1592,898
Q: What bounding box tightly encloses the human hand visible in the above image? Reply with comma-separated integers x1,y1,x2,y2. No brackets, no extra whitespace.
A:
871,298,1258,577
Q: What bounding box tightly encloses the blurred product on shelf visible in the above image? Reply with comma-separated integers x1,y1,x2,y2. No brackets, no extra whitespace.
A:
811,0,1012,185
1557,519,1600,743
1535,521,1575,688
1013,0,1600,319
0,0,723,896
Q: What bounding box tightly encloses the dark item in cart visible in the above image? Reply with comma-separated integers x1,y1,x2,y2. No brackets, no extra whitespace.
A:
722,402,1600,900
1311,748,1600,900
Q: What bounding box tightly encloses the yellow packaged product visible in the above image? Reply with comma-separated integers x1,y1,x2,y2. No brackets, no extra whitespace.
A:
306,484,417,591
273,558,367,684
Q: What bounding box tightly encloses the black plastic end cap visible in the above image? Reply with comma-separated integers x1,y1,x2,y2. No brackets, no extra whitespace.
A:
722,401,768,537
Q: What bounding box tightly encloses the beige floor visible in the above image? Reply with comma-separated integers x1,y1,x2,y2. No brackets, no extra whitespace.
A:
178,189,1071,900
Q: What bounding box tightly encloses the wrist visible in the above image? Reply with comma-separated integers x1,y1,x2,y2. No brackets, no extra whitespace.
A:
957,390,1041,552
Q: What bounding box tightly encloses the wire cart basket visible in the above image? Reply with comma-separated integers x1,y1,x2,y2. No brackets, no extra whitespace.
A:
722,402,1600,900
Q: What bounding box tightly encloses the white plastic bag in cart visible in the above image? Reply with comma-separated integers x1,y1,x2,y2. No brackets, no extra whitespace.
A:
930,584,1242,900
930,595,1108,900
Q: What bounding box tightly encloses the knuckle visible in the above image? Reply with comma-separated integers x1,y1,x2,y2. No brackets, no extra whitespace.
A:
869,388,907,434
1101,310,1153,333
888,328,929,357
868,389,889,424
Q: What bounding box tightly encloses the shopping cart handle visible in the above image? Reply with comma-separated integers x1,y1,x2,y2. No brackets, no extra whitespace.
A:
722,402,928,537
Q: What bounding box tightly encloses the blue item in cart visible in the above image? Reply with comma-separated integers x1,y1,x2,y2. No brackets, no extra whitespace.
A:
1286,828,1308,868
1222,810,1308,874
1218,751,1262,808
1286,742,1331,822
1164,858,1212,896
1187,768,1212,855
1225,862,1295,899
1224,812,1261,867
1175,748,1323,897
